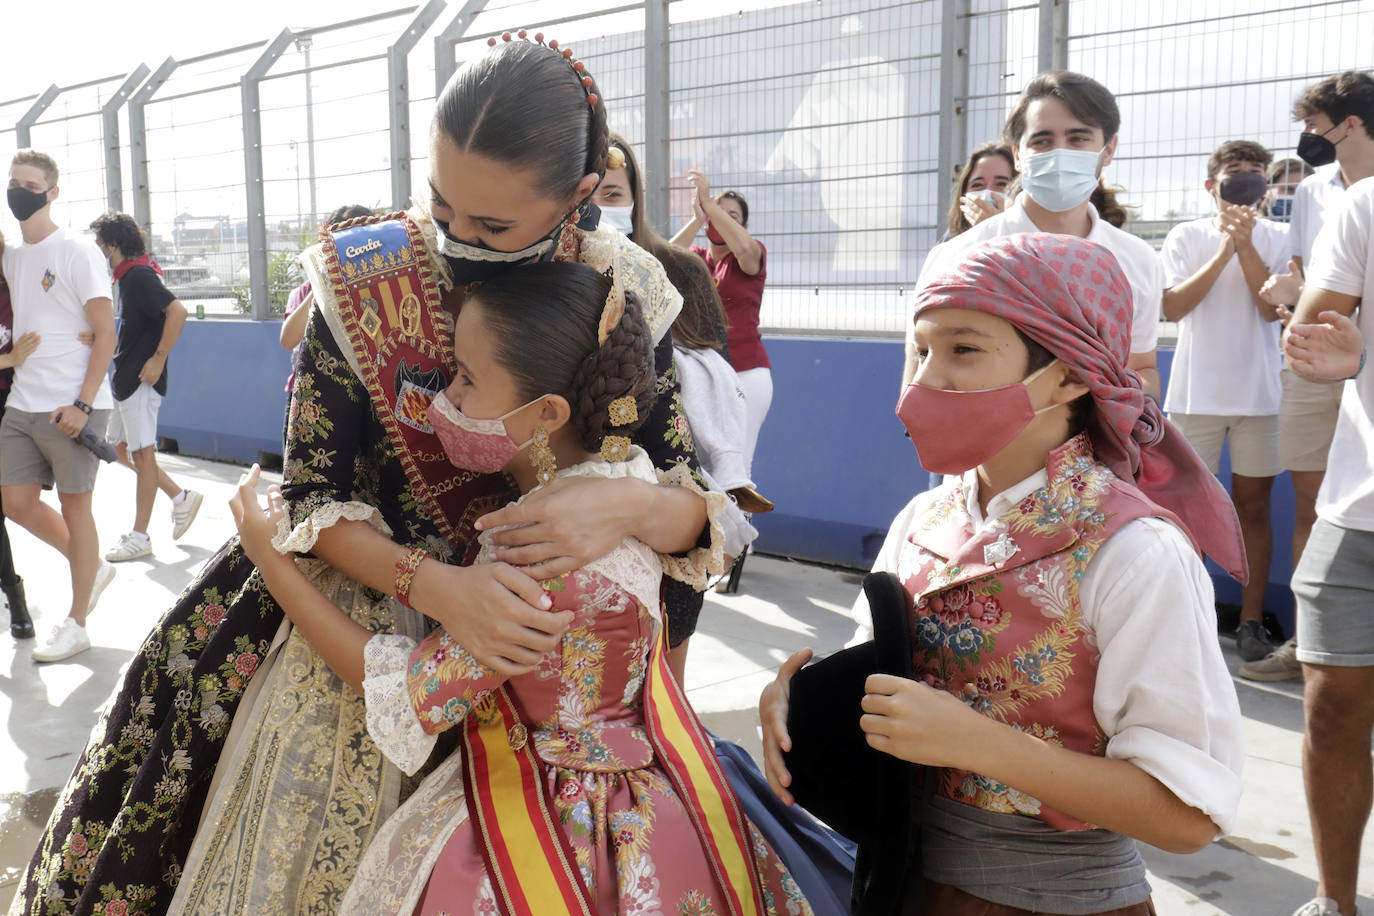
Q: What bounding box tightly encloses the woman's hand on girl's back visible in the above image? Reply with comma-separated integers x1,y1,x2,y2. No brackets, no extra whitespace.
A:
413,560,574,679
477,476,652,579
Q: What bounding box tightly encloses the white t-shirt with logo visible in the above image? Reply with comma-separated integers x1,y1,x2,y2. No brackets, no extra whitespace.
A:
1,228,114,412
1287,163,1346,269
1160,216,1289,416
1304,177,1374,530
912,199,1162,357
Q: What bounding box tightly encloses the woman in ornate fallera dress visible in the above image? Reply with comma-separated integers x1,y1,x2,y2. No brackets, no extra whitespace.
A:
11,36,741,916
230,260,811,915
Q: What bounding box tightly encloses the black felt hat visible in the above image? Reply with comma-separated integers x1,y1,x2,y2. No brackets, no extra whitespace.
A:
784,571,923,915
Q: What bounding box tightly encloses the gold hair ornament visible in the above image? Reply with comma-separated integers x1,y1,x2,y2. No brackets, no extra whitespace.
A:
599,436,632,462
598,395,638,462
595,264,627,345
607,395,638,427
607,147,626,170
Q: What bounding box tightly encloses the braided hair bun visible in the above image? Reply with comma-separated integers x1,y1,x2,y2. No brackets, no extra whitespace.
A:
467,261,657,456
567,292,654,453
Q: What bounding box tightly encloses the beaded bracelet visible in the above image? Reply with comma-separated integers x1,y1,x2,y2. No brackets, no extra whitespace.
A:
71,399,93,415
394,546,427,608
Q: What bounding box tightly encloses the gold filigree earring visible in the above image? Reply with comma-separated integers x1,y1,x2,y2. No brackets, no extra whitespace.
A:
530,426,558,486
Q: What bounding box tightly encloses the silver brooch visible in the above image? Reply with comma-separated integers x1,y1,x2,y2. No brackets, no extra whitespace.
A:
983,532,1020,566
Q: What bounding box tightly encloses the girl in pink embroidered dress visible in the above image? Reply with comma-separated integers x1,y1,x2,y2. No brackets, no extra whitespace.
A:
230,261,809,916
760,234,1247,915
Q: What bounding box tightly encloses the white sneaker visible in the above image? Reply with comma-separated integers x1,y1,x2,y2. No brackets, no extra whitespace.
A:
1293,899,1348,916
171,490,204,540
89,562,116,615
1239,637,1301,682
32,618,91,662
105,531,152,563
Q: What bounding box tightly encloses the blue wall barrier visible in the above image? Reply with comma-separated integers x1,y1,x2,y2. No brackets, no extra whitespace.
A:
159,320,291,464
162,323,1298,630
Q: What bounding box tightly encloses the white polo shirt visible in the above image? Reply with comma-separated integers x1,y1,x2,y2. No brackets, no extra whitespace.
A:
0,228,114,413
1305,177,1374,531
912,199,1162,357
1287,163,1346,269
1160,216,1289,416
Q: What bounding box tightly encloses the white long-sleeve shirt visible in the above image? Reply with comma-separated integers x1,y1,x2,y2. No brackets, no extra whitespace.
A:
850,468,1245,835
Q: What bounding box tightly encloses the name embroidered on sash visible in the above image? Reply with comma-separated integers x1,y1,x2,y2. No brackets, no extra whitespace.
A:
321,213,513,561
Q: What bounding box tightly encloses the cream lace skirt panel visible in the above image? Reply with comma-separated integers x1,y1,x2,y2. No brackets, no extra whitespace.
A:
168,560,428,916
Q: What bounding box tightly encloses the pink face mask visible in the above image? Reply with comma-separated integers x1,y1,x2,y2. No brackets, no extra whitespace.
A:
428,391,543,473
705,221,726,245
896,362,1062,475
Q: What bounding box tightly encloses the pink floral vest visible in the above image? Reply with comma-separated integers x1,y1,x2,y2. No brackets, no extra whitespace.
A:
899,434,1189,831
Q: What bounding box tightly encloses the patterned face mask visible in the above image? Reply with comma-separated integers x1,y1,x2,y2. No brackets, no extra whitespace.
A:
427,390,544,472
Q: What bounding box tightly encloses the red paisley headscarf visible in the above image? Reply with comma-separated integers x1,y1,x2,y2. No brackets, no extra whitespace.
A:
913,232,1248,584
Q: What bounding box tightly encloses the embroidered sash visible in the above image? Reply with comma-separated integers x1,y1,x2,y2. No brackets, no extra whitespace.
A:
642,627,767,916
462,688,596,916
320,213,511,560
460,632,766,916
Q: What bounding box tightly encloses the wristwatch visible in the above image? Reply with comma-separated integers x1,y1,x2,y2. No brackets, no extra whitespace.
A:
72,399,93,415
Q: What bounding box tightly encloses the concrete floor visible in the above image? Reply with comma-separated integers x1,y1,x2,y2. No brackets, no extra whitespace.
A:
0,453,1371,914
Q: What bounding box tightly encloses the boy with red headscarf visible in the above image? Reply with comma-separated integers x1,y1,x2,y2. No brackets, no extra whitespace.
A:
763,234,1246,914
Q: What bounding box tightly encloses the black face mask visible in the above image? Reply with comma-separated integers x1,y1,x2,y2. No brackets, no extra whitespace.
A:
1297,125,1343,168
435,200,597,287
7,185,50,222
1217,171,1268,207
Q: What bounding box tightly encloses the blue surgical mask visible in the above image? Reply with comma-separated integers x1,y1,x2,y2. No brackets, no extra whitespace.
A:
968,189,1005,206
1269,193,1294,220
599,205,634,235
1019,148,1102,213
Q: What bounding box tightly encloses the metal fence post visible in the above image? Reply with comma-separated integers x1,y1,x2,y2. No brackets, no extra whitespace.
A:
936,0,970,229
129,58,178,243
643,0,671,236
101,64,151,213
293,35,319,227
242,29,295,320
389,0,447,212
15,85,60,148
435,0,490,98
1038,0,1068,73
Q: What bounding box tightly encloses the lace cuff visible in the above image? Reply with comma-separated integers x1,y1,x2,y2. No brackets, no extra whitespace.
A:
273,499,394,555
696,465,759,560
655,463,729,591
363,634,435,776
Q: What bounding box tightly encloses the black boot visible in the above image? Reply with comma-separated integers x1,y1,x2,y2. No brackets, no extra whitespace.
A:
715,552,747,595
5,577,33,639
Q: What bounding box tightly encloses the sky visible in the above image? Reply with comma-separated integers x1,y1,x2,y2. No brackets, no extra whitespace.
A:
1,0,806,101
4,1,420,97
4,9,415,137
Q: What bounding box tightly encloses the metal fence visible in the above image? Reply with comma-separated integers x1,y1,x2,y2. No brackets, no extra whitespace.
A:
1,0,1371,330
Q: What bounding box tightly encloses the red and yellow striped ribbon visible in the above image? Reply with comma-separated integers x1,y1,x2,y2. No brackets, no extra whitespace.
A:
461,633,765,916
461,689,595,916
643,632,767,916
